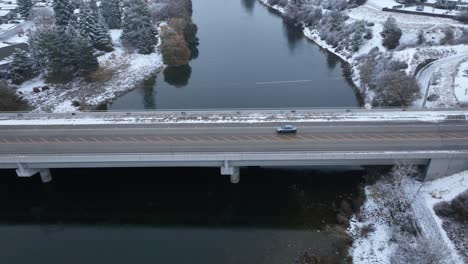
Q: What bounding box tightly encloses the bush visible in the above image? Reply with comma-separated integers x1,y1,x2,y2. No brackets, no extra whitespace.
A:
440,27,455,45
359,224,375,238
373,71,420,107
434,191,468,223
0,82,29,111
381,16,402,50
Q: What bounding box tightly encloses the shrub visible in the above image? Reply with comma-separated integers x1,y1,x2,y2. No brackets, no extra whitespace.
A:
0,82,29,111
359,224,375,238
381,16,402,50
434,191,468,223
440,27,455,45
373,71,420,107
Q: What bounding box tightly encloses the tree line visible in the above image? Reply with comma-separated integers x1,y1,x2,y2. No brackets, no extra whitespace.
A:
11,0,159,84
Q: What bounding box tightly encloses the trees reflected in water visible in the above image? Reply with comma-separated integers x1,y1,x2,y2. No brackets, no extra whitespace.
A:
282,22,303,52
141,75,157,108
241,0,255,13
163,65,192,88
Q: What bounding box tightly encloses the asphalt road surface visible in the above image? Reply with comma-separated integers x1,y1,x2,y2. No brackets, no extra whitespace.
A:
0,121,467,155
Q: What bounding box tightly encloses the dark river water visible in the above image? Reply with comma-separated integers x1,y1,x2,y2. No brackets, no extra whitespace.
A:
0,167,365,263
109,0,359,110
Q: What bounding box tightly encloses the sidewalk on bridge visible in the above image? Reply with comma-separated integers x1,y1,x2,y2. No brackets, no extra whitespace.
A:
0,109,467,126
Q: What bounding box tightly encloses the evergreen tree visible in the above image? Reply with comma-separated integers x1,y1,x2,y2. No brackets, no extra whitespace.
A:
88,0,99,16
17,0,33,19
78,5,113,52
53,0,74,26
101,0,121,29
29,26,99,82
381,16,402,50
121,0,157,54
78,5,98,43
94,14,114,52
9,49,37,84
75,36,99,75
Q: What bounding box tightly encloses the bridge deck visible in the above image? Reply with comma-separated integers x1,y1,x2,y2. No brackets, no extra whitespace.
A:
1,110,467,182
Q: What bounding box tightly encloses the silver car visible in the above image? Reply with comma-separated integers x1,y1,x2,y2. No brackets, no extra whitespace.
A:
276,125,297,133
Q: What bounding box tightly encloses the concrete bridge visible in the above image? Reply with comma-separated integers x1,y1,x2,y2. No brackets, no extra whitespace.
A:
0,108,467,183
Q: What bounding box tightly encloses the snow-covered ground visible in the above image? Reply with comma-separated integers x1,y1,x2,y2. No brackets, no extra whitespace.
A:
348,187,395,264
404,171,468,264
414,50,468,108
17,29,164,112
349,171,468,264
454,59,468,105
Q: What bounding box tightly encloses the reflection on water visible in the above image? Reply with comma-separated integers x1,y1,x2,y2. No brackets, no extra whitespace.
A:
163,65,193,88
326,51,339,70
0,167,364,263
241,0,256,13
109,0,359,110
142,75,157,108
282,22,304,52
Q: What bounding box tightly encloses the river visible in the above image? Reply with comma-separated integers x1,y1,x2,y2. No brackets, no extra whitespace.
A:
0,167,364,263
108,0,359,110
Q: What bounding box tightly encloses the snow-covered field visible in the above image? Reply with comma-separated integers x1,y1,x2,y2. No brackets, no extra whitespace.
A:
17,29,164,112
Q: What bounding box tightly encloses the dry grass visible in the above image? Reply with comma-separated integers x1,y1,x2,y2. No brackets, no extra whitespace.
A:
86,67,114,83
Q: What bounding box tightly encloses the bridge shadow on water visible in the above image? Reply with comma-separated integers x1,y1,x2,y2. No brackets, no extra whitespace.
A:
0,167,369,229
0,167,388,264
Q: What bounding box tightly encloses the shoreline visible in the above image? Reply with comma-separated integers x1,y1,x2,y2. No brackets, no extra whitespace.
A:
257,0,366,106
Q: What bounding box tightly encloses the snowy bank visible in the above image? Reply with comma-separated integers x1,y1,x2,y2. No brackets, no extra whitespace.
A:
349,170,468,264
404,171,468,264
16,29,164,112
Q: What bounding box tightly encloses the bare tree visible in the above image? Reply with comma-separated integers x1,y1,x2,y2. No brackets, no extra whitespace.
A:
373,71,420,107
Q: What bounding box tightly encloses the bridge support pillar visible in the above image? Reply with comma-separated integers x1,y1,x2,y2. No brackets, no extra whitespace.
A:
39,169,53,183
15,164,52,183
425,158,468,181
221,161,240,184
16,163,40,178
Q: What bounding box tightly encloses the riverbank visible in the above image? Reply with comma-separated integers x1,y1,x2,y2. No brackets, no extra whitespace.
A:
259,0,468,108
349,170,468,264
15,30,164,112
